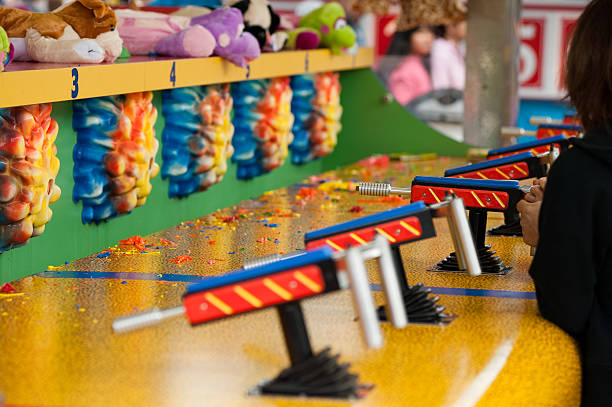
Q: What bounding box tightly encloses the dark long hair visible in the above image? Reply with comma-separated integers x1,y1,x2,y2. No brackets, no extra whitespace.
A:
565,0,612,131
378,27,432,83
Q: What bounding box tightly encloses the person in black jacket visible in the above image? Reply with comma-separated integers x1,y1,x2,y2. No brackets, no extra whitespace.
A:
516,1,612,405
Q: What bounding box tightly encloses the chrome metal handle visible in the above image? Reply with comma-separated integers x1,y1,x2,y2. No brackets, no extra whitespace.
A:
112,306,185,334
448,198,481,276
372,235,408,328
345,246,383,349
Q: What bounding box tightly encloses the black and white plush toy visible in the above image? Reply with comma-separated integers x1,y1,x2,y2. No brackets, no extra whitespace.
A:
227,0,280,49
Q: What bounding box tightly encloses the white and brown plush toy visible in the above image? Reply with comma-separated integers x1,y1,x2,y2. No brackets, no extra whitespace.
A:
224,0,280,50
0,0,122,64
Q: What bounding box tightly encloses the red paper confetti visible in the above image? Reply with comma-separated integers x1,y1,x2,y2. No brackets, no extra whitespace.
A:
357,196,407,204
1,283,15,293
169,255,193,265
223,216,239,223
119,235,148,252
159,238,177,246
349,206,363,213
296,187,317,200
357,155,390,168
208,240,216,245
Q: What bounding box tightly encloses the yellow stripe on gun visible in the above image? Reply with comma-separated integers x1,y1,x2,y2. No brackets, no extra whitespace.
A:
264,278,293,301
470,191,486,207
492,192,506,209
428,188,441,203
400,221,421,236
375,227,397,243
513,164,528,176
495,168,511,179
349,233,367,245
234,285,263,308
294,271,322,293
325,239,344,251
204,292,234,315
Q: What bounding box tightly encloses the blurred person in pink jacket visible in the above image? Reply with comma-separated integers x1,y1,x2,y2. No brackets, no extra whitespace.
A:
430,21,467,90
387,26,435,105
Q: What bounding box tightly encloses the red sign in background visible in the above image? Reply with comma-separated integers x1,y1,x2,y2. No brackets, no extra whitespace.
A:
519,18,545,88
558,18,576,89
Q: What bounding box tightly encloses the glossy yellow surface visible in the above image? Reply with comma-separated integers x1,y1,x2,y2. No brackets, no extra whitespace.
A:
0,156,580,406
0,48,373,109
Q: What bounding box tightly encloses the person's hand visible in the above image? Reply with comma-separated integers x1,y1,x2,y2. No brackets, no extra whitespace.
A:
524,177,547,203
517,199,541,247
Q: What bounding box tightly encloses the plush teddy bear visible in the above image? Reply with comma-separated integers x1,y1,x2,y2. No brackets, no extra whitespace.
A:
115,9,216,58
0,0,122,63
225,0,280,50
191,7,260,68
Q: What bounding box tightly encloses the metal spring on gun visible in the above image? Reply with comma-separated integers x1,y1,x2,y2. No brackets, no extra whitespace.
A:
242,252,306,270
357,182,391,196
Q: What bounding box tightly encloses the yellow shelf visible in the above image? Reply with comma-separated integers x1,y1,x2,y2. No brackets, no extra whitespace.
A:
0,47,373,108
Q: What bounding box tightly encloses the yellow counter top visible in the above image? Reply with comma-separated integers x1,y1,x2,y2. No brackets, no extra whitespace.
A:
0,156,580,406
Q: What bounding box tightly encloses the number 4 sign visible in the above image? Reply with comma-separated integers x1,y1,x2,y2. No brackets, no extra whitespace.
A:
170,62,176,87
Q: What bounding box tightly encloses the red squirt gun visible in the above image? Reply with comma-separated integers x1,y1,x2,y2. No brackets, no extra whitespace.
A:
112,237,408,399
304,194,481,325
443,151,548,236
444,151,547,181
358,177,532,275
488,134,575,160
501,123,582,144
529,114,580,126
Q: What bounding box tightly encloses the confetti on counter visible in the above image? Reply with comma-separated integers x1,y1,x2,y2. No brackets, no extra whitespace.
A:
1,283,15,293
159,238,177,246
119,235,149,252
357,196,408,204
296,187,318,200
357,154,390,168
169,255,194,265
389,152,438,162
316,180,356,193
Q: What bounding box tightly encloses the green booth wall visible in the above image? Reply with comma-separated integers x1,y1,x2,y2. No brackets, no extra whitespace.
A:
0,68,468,284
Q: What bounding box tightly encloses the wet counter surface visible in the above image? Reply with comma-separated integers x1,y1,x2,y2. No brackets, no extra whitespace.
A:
0,156,580,407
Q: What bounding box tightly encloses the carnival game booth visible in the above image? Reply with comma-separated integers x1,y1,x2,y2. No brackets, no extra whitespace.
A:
0,1,580,406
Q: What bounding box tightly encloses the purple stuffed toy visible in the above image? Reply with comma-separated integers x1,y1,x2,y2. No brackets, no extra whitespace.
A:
191,7,260,68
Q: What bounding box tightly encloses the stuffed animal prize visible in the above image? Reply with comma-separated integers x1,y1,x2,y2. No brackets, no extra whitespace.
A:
226,0,280,50
298,2,355,54
0,0,122,63
115,9,215,58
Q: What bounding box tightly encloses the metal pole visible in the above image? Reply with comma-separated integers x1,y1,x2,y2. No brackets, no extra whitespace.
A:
464,0,522,148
